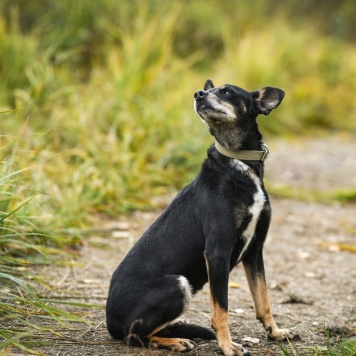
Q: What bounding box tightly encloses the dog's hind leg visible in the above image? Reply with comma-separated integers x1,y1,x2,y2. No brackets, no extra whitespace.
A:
124,275,212,352
243,250,300,341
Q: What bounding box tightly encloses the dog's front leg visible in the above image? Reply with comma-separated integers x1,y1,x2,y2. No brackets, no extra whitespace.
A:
243,251,299,341
204,252,249,356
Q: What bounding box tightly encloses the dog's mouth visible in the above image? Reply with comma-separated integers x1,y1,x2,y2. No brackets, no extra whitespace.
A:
194,99,233,124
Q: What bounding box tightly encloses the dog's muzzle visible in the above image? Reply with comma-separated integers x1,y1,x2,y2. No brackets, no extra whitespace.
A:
194,90,207,101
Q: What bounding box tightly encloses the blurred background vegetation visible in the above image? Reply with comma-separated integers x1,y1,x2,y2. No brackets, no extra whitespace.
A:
1,0,356,225
0,0,355,351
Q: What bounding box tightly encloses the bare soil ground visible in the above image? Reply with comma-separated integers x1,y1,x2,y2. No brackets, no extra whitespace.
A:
7,135,356,355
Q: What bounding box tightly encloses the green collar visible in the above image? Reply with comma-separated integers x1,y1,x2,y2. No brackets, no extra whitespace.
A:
215,140,269,161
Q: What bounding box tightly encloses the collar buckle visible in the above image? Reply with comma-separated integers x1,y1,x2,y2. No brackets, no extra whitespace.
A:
261,144,269,161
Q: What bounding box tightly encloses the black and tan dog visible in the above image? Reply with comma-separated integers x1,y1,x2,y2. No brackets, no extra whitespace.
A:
106,80,299,355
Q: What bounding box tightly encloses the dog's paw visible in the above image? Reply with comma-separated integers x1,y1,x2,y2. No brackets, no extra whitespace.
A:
150,337,196,352
176,339,196,352
267,328,300,341
219,341,250,356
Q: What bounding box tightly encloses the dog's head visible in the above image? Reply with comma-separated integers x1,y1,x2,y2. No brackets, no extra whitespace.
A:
194,79,285,130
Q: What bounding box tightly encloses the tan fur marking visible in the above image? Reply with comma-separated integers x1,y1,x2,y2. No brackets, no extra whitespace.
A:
243,265,276,327
212,304,232,344
212,305,247,355
148,336,195,352
243,264,297,340
205,254,247,355
243,262,299,341
204,253,215,316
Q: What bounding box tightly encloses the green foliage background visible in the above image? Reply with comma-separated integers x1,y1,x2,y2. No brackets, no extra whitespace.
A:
0,0,355,225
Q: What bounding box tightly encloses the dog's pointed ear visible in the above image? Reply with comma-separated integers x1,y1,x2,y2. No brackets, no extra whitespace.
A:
204,79,215,90
251,87,285,115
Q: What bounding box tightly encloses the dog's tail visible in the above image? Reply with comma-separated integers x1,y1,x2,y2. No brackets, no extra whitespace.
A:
154,322,216,340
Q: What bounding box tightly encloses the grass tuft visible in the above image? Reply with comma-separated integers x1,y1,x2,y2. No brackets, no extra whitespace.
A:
277,327,356,356
0,136,84,353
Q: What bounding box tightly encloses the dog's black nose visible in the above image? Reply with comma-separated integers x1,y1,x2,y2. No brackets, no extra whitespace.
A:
194,90,207,101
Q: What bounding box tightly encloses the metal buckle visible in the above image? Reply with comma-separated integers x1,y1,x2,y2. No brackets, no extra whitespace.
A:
261,143,270,161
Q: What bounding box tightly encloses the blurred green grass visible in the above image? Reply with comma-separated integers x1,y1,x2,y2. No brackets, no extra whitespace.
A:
1,0,355,225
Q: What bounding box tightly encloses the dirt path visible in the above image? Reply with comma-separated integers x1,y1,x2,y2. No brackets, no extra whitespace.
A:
9,136,356,355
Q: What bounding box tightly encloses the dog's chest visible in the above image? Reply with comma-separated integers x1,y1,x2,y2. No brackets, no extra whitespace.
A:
231,159,267,261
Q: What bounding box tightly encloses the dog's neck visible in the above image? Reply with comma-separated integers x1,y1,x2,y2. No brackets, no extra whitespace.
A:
214,140,269,161
211,120,269,161
210,121,263,152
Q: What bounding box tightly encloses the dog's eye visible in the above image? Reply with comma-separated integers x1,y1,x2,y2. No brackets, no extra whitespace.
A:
220,88,230,95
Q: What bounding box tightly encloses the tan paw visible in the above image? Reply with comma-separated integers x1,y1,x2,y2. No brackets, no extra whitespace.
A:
174,339,196,352
149,336,196,352
219,341,250,356
267,328,300,341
